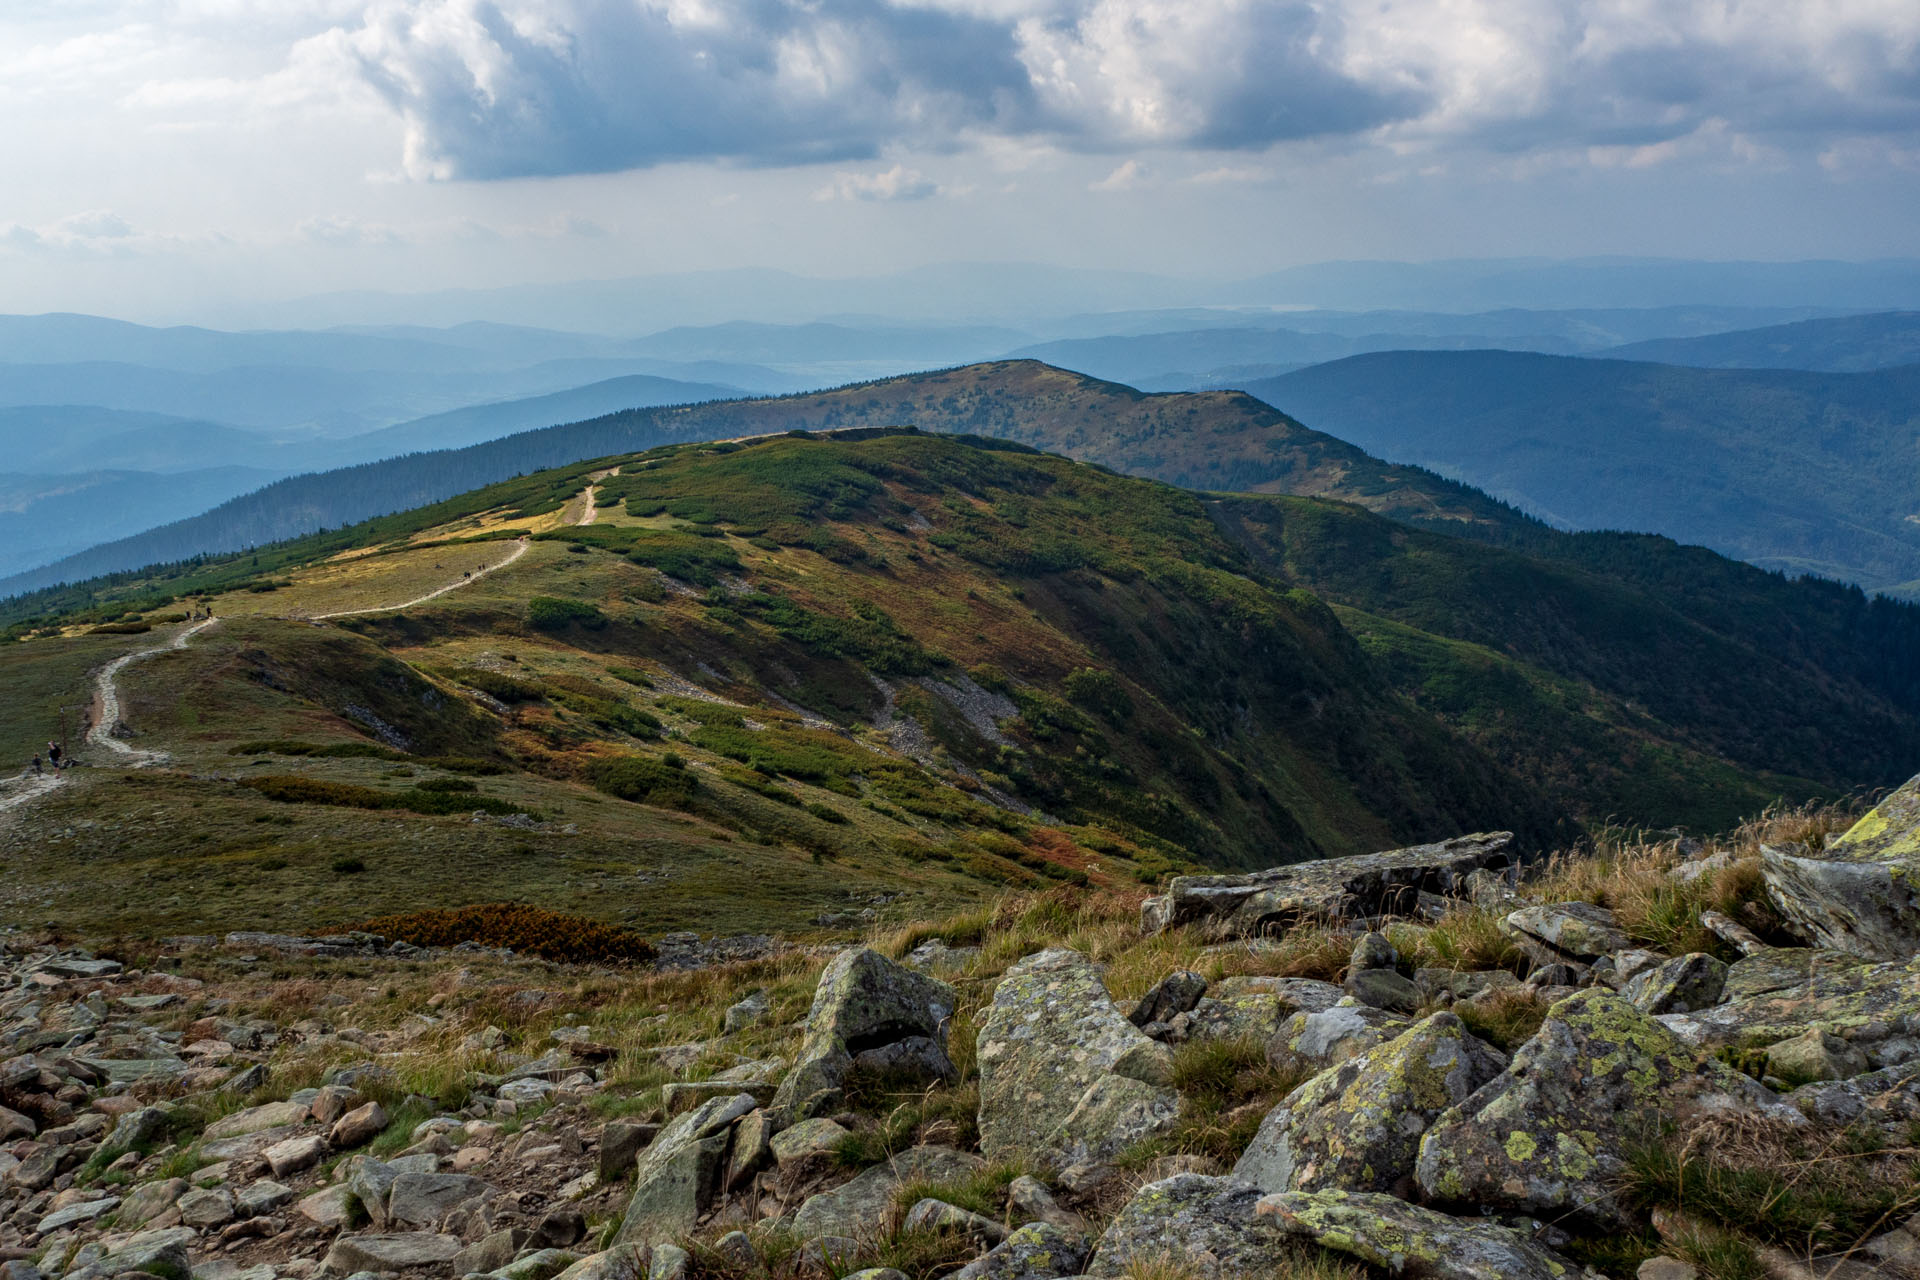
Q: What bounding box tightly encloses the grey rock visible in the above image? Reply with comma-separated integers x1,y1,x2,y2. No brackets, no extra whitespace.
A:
1266,998,1410,1074
976,949,1178,1168
235,1179,293,1217
551,1246,650,1280
723,1108,772,1193
1127,972,1207,1028
348,1155,401,1227
490,1249,580,1280
1341,967,1422,1015
1143,832,1514,938
770,1116,850,1166
1416,989,1798,1227
386,1172,497,1227
793,1145,984,1240
1760,775,1920,960
1180,977,1343,1044
661,1080,775,1115
1349,932,1398,972
298,1184,357,1228
1083,1175,1297,1279
329,1101,387,1149
901,1198,1007,1246
1233,1012,1507,1194
1503,901,1629,963
598,1120,659,1182
953,1222,1090,1280
177,1186,236,1228
203,1101,308,1142
1257,1188,1585,1279
772,949,957,1121
320,1232,463,1273
37,1196,120,1234
101,1106,172,1159
1005,1176,1083,1232
264,1133,328,1177
1414,969,1521,1003
1623,953,1729,1015
711,1232,757,1270
722,991,769,1034
613,1092,757,1246
94,1234,190,1280
117,1178,189,1228
453,1230,524,1276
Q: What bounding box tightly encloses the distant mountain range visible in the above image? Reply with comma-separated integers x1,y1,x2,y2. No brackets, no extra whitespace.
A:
1245,351,1920,598
1604,311,1920,371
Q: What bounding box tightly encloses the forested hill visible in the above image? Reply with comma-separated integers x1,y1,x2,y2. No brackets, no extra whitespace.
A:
0,362,1524,598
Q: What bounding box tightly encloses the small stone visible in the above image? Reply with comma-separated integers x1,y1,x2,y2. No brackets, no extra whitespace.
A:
178,1186,237,1228
264,1133,328,1177
330,1101,388,1149
1766,1026,1870,1084
320,1232,463,1273
451,1228,524,1276
711,1232,757,1270
1128,972,1208,1027
1349,932,1398,973
1341,966,1422,1014
1005,1175,1084,1231
722,991,770,1034
297,1184,356,1228
902,1198,1007,1246
235,1179,293,1217
310,1085,363,1126
597,1120,659,1182
770,1117,850,1166
1638,1258,1700,1280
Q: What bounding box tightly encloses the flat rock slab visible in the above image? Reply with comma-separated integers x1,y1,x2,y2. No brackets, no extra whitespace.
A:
793,1145,984,1241
1084,1174,1299,1279
203,1101,308,1141
1660,952,1920,1071
1143,832,1513,939
1257,1189,1591,1280
322,1233,463,1273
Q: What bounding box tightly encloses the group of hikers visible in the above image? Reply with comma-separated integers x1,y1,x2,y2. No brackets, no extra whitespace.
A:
29,740,69,774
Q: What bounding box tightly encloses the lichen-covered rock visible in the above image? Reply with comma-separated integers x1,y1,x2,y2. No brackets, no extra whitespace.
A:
952,1221,1091,1280
1622,953,1727,1015
1342,967,1422,1015
1761,774,1920,960
1083,1174,1300,1279
1143,833,1514,939
1255,1189,1590,1279
1266,998,1411,1074
1786,1059,1920,1132
1766,1026,1870,1083
614,1093,757,1246
1350,932,1398,972
1415,989,1796,1227
772,949,957,1121
976,949,1178,1167
1415,968,1520,1003
1659,952,1920,1071
792,1145,983,1240
1233,1012,1507,1195
1183,977,1342,1043
1503,902,1629,963
901,1198,1007,1247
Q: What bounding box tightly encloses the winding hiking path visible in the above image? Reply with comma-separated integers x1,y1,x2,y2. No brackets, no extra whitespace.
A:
307,537,530,620
89,616,222,766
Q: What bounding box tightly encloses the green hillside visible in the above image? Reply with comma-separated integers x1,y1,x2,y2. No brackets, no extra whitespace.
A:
4,426,1914,941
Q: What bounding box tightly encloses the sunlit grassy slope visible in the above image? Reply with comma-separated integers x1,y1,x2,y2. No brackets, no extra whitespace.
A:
1,426,1906,939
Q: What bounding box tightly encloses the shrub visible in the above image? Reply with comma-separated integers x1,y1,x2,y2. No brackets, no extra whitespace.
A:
331,856,368,875
592,755,698,808
528,596,607,631
355,903,656,964
87,622,152,635
1064,666,1134,722
241,775,526,817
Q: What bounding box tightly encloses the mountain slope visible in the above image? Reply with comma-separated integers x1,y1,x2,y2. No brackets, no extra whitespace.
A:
1245,351,1920,595
0,362,1527,597
1603,311,1920,371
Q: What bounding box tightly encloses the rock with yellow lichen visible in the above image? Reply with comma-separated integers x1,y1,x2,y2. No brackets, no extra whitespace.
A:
1233,1011,1507,1195
1082,1174,1300,1279
1761,771,1920,960
1413,989,1798,1227
1255,1188,1598,1280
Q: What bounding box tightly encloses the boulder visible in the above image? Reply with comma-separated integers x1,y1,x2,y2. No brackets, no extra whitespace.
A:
598,1120,659,1182
1415,989,1796,1227
94,1233,191,1280
320,1232,463,1273
976,948,1178,1168
551,1245,651,1280
1766,1027,1871,1083
330,1101,388,1148
1341,967,1422,1015
1143,832,1513,938
100,1105,171,1159
770,1117,850,1166
1180,977,1342,1043
203,1100,308,1141
386,1172,497,1227
1658,952,1920,1071
1349,932,1398,972
117,1178,188,1228
1502,902,1630,963
951,1221,1090,1280
1005,1176,1084,1232
1128,972,1207,1027
298,1184,357,1229
453,1230,525,1276
1623,953,1728,1015
901,1198,1008,1247
492,1249,582,1280
0,1104,34,1141
348,1155,401,1226
1414,969,1521,1003
1083,1174,1300,1279
36,1197,120,1234
613,1093,757,1246
1265,998,1410,1074
772,949,957,1122
177,1186,236,1228
1760,773,1920,960
235,1177,294,1217
1233,1012,1507,1194
1256,1189,1588,1280
792,1145,983,1240
662,1080,776,1115
723,990,770,1034
265,1132,328,1177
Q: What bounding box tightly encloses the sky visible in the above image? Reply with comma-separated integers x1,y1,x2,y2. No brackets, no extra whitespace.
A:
4,0,1920,322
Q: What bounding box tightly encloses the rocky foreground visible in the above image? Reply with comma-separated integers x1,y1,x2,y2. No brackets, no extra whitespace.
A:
6,782,1920,1280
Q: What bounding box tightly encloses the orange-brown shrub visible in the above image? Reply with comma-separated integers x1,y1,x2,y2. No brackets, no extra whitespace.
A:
356,903,656,964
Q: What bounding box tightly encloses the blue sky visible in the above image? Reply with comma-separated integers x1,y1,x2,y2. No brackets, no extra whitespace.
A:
4,0,1919,321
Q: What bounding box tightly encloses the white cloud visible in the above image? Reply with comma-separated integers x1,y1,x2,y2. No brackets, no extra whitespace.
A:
816,163,940,201
1090,158,1144,190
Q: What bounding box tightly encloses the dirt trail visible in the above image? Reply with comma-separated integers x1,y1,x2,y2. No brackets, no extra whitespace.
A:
574,465,619,527
307,537,530,620
89,616,222,766
0,771,61,815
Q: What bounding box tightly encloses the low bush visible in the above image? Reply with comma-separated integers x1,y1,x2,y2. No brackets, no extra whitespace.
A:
356,903,657,964
592,755,698,808
241,775,525,817
527,596,607,631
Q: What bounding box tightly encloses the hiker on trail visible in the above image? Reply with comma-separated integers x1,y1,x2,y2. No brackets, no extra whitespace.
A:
29,755,41,775
47,742,61,769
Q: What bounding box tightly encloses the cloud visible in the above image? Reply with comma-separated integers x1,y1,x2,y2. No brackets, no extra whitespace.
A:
298,214,405,245
816,163,939,201
1090,159,1144,190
